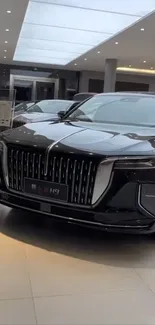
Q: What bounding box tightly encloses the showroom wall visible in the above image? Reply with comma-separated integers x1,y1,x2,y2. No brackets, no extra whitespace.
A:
79,71,155,93
0,63,155,100
0,64,79,100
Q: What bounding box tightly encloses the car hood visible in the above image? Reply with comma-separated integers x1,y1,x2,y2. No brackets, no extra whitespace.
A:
13,112,58,123
1,120,155,156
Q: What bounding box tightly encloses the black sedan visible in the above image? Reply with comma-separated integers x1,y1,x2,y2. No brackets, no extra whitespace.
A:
13,99,79,128
1,92,155,234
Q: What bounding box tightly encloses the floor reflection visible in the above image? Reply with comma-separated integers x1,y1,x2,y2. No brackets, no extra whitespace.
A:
0,204,155,269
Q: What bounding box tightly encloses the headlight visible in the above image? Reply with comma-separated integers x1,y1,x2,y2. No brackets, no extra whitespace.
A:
114,158,155,170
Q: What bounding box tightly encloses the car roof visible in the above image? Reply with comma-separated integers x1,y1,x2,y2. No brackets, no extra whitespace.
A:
95,92,155,97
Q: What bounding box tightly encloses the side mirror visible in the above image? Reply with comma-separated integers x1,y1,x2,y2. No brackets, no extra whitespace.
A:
58,110,65,118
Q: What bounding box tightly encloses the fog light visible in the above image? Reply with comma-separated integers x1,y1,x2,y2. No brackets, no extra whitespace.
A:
139,184,155,217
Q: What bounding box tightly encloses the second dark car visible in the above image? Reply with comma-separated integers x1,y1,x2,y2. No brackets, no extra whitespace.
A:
13,99,79,128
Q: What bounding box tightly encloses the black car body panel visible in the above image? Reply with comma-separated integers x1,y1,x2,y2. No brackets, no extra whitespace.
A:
1,92,155,234
2,121,155,155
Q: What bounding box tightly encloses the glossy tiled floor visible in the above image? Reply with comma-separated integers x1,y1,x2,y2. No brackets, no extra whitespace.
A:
1,205,155,324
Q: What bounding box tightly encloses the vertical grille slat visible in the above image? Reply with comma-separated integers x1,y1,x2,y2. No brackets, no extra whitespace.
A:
20,151,24,191
7,146,98,206
78,160,84,204
85,161,92,205
15,151,19,190
38,154,41,180
52,157,56,182
10,149,14,189
71,160,77,203
65,158,70,185
58,157,63,183
26,153,30,178
32,153,35,178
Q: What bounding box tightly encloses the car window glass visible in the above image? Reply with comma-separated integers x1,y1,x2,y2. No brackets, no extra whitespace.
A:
68,95,155,126
27,100,73,114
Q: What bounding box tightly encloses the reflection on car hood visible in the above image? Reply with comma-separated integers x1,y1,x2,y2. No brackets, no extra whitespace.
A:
2,120,155,156
14,112,58,123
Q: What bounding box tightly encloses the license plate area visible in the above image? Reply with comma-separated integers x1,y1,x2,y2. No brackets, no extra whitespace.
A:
24,178,68,202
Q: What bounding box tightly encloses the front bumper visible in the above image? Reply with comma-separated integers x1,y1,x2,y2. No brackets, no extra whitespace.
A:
0,188,154,234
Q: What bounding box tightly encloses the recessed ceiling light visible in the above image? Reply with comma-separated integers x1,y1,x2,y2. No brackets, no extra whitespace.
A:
5,41,8,44
115,41,118,45
143,60,146,63
140,28,144,31
74,63,77,66
4,50,7,52
84,58,87,61
4,57,6,59
97,51,100,54
151,67,154,70
7,10,11,14
129,65,132,67
5,29,9,32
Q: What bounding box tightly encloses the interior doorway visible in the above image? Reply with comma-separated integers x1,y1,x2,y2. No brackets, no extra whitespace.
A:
10,75,59,104
36,81,55,100
14,79,33,103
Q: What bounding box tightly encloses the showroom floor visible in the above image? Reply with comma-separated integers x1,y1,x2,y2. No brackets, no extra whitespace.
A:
0,206,155,325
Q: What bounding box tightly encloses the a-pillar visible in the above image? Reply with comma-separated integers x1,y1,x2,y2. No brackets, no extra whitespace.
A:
104,59,117,93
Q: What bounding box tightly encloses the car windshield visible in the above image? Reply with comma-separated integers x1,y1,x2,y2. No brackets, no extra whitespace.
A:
67,94,155,126
15,102,34,112
27,100,73,114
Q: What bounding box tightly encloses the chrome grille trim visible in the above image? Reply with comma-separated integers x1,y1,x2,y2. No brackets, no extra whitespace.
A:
6,145,99,207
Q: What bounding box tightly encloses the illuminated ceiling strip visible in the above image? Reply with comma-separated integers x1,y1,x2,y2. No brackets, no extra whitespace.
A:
117,67,155,75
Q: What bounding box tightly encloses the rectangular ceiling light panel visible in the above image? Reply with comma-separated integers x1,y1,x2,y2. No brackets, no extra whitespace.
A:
13,0,155,65
33,0,155,17
20,23,107,46
17,38,93,54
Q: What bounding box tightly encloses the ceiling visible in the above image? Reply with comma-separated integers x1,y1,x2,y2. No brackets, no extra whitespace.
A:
1,0,155,74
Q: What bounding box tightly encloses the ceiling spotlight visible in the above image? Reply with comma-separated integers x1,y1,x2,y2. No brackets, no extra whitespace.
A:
5,29,9,32
129,65,132,67
7,10,11,13
4,57,6,59
140,28,144,31
143,60,146,63
4,50,7,52
84,58,87,61
74,63,77,66
5,41,8,44
151,67,154,70
97,51,100,54
115,41,118,45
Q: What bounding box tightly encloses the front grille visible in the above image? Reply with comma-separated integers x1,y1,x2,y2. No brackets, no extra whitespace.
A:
7,146,99,206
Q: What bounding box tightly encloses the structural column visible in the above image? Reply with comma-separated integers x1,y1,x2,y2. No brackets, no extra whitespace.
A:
104,59,117,93
149,82,155,92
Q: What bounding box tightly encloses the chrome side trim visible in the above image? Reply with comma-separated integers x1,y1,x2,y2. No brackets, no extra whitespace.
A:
92,160,114,205
2,142,9,187
0,190,149,229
